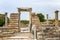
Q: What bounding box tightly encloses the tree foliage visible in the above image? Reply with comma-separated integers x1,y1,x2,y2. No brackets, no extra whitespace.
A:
21,20,29,24
36,13,45,22
0,17,9,26
0,18,5,26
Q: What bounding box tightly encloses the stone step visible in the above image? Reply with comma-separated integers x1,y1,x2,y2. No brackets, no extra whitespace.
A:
10,16,19,18
10,19,19,21
8,25,18,27
8,22,18,24
5,32,33,40
8,23,18,25
10,21,18,23
9,21,18,23
8,23,18,27
10,13,19,16
10,15,19,17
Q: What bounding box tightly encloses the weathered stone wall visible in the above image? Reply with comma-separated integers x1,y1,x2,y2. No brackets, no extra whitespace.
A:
31,13,41,29
37,32,60,40
8,13,19,32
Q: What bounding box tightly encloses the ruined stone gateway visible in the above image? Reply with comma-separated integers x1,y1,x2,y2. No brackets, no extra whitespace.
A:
0,8,60,40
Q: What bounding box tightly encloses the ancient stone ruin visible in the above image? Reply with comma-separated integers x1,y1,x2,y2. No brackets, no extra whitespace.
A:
0,8,60,40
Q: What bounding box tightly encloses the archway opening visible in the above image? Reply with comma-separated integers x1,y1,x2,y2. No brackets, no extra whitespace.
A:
20,12,29,25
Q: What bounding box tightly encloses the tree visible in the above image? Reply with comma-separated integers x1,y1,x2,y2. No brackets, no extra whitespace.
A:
36,13,45,22
21,20,29,24
0,17,9,26
0,18,5,26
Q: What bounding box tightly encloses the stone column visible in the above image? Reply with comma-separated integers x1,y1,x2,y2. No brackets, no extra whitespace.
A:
46,14,49,25
33,25,37,40
47,14,48,20
18,9,21,32
5,12,7,27
28,8,32,32
55,10,59,29
29,11,32,32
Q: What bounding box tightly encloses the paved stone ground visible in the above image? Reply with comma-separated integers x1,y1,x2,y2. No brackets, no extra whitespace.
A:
0,32,34,40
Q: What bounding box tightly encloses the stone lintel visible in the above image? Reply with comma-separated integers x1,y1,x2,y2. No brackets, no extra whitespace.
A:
18,8,32,12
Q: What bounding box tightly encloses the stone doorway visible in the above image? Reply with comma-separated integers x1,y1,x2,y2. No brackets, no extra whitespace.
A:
18,8,32,32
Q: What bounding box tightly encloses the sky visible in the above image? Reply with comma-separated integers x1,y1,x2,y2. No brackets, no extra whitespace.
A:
0,0,60,20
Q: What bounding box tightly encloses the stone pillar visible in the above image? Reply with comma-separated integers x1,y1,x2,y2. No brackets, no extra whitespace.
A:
55,10,59,29
46,14,49,25
5,12,7,27
18,9,21,32
33,25,37,40
29,11,32,32
47,14,48,20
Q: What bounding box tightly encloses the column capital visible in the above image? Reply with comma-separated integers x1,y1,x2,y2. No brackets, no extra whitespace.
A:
55,10,59,13
5,12,7,15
